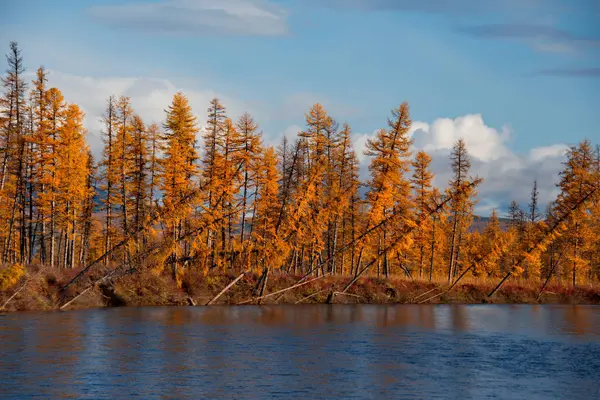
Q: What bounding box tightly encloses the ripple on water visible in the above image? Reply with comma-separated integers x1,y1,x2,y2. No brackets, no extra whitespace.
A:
1,305,599,399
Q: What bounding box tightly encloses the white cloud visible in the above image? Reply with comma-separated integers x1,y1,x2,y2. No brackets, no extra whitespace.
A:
282,125,303,139
351,113,568,216
410,114,513,162
88,0,288,36
529,143,569,161
40,69,571,217
352,130,378,164
41,71,359,161
42,70,249,159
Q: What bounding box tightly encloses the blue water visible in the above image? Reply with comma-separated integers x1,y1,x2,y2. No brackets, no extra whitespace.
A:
1,305,599,399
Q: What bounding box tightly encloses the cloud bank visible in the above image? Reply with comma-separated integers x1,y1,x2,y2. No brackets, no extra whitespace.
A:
354,114,569,216
42,71,252,158
316,0,548,14
44,70,570,217
456,23,600,54
317,0,600,55
88,0,288,36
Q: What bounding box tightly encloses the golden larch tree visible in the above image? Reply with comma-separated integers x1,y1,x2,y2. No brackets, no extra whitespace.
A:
410,150,434,279
364,103,413,278
160,92,199,278
555,140,596,287
446,138,478,283
252,146,283,269
55,104,90,268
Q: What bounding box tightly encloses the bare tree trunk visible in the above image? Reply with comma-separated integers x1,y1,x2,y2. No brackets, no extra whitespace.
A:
383,218,389,279
3,138,26,264
447,215,459,284
429,218,436,282
27,142,34,264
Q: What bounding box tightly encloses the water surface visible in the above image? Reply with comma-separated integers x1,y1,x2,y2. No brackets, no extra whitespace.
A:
1,305,599,399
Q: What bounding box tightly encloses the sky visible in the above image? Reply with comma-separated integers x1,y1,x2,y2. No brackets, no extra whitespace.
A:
1,0,599,216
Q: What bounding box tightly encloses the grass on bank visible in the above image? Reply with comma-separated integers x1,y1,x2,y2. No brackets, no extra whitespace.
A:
1,264,599,312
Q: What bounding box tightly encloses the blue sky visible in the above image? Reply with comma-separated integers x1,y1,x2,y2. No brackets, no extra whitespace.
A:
1,0,599,214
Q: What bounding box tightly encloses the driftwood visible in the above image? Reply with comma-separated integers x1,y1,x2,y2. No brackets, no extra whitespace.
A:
0,268,46,311
205,273,246,306
326,291,361,304
238,273,330,305
418,264,474,304
537,250,565,300
295,289,329,304
333,292,362,299
273,264,320,302
58,194,246,309
61,164,246,293
410,287,438,303
59,286,94,310
60,268,127,310
328,180,481,304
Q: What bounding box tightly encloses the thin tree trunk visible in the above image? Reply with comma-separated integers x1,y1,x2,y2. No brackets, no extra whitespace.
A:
429,217,436,282
447,214,459,284
206,272,246,305
3,138,26,264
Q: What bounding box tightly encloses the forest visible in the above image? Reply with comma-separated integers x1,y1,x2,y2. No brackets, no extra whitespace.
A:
1,41,599,310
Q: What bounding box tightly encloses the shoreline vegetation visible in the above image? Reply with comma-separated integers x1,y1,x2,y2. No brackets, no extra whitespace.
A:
1,41,599,314
2,266,600,313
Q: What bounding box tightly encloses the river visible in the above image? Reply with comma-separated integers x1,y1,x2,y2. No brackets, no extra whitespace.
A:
1,305,599,399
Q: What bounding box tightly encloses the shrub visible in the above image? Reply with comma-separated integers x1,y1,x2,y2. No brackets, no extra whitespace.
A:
0,264,25,292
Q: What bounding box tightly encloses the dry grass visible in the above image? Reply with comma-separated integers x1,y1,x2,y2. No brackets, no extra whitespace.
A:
1,265,599,312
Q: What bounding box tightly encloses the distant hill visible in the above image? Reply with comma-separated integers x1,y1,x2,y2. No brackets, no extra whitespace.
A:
470,215,511,232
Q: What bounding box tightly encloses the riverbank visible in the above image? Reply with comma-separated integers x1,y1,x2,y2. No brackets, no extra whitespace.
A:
1,266,600,312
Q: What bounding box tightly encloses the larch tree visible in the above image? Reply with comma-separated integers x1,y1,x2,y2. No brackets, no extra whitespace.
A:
114,96,134,249
236,112,262,243
555,140,596,287
505,199,526,275
29,66,51,264
323,115,341,274
411,150,434,279
479,210,504,277
332,123,359,275
252,146,282,269
446,138,478,284
45,87,66,267
296,103,337,274
130,115,149,249
589,146,600,281
364,103,413,278
55,104,90,269
217,118,243,265
1,41,27,264
147,123,162,206
201,98,227,268
79,151,97,266
99,96,118,265
428,187,447,281
528,180,541,224
523,180,542,278
160,92,199,279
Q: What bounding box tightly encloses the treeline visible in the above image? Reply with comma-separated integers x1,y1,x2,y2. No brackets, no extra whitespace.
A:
1,42,599,288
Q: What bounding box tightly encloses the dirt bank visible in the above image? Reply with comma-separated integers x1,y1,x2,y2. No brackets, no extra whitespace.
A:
2,266,600,313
